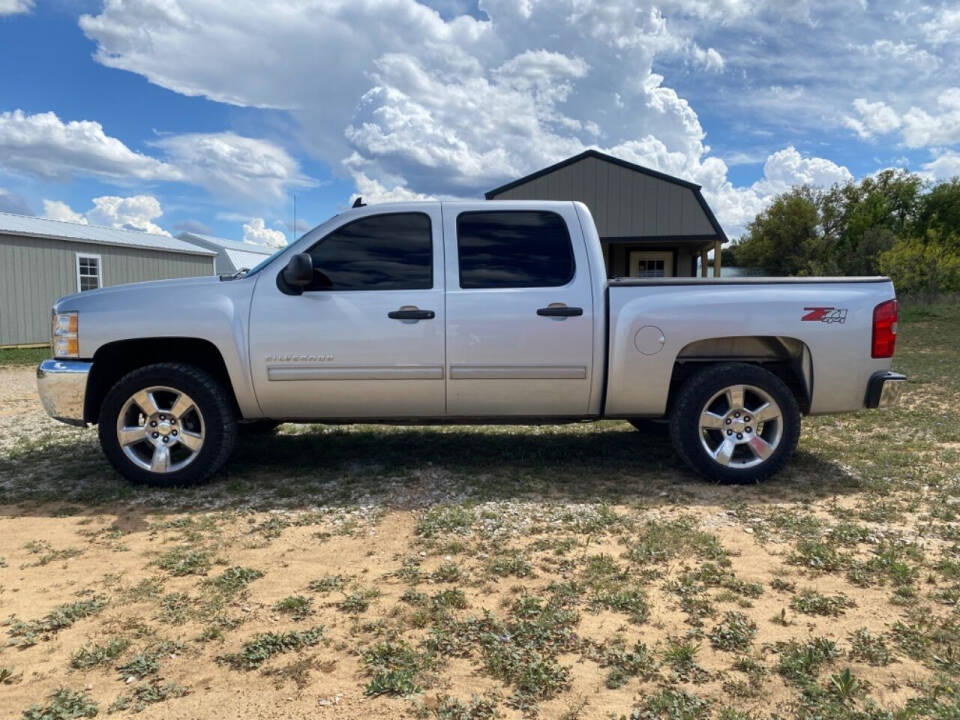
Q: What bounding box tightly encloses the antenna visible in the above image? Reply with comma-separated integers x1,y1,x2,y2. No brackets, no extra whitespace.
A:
292,193,297,243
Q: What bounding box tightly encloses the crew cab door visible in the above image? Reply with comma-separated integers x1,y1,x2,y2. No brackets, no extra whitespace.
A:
443,203,596,417
249,206,445,419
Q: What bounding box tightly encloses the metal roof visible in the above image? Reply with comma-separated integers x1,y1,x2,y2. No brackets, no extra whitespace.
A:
0,211,217,256
176,231,275,256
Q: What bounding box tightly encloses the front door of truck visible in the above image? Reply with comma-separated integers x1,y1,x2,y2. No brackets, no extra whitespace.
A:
442,203,595,417
249,206,446,419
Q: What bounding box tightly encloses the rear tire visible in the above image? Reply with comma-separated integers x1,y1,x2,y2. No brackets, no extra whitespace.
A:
669,363,800,483
98,363,237,487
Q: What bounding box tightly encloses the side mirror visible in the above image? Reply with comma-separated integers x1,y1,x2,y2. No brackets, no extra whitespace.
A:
278,253,314,295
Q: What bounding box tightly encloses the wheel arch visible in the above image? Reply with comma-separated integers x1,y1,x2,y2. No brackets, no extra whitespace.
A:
667,336,812,415
84,338,240,424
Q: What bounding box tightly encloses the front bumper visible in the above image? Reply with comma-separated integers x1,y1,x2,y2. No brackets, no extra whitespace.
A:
36,359,92,426
865,371,907,409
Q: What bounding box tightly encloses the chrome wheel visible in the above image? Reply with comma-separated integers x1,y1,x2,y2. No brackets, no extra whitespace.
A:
116,386,205,473
698,384,782,469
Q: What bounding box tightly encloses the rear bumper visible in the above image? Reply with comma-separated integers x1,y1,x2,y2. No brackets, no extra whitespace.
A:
36,359,92,426
864,371,907,409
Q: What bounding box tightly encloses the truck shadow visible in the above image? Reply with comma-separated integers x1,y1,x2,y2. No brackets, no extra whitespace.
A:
0,422,863,519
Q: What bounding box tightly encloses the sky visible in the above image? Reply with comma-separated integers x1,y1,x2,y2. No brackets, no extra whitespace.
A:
0,0,958,247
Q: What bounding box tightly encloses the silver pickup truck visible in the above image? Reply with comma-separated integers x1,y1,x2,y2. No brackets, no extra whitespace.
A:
37,200,905,486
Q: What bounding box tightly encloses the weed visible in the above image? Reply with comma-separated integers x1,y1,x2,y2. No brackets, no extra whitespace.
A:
789,589,854,616
307,574,350,593
486,552,534,579
70,637,130,670
788,540,847,573
770,578,795,592
274,595,313,620
663,637,707,683
116,642,181,681
217,626,324,670
261,655,320,691
847,629,893,666
155,592,192,625
21,540,83,568
21,688,98,720
362,640,432,696
338,588,380,614
206,566,264,594
108,680,189,713
417,505,476,538
599,640,657,689
636,688,711,720
153,547,212,576
1,664,23,684
625,518,727,565
429,561,464,583
590,585,649,623
776,637,839,684
418,692,501,720
709,612,757,652
7,596,108,647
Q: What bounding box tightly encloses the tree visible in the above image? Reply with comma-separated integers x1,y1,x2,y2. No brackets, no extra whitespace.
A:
914,178,960,240
819,169,923,275
732,187,821,276
878,230,960,303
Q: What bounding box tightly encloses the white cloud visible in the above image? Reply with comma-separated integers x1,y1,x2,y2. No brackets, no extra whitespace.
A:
87,195,169,235
920,6,960,46
151,132,313,201
43,195,171,235
0,0,33,15
845,88,960,148
921,151,960,181
753,146,853,195
0,110,181,182
73,0,959,238
243,217,287,248
0,110,311,204
843,99,902,139
43,200,88,224
901,88,960,148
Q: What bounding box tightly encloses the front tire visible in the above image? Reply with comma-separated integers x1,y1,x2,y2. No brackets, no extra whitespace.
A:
98,363,237,487
669,363,800,483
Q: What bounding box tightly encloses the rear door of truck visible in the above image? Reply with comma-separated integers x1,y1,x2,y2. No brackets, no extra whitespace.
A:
441,201,596,417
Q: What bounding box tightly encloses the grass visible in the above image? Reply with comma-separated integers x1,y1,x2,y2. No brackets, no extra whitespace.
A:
0,346,47,368
4,299,960,717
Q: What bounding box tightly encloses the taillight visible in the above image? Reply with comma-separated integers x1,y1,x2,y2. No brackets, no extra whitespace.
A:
872,299,898,358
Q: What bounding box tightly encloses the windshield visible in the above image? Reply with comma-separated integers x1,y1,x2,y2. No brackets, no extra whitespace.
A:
244,246,288,277
243,211,342,278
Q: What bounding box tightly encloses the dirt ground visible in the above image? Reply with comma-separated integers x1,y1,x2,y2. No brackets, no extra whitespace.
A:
1,304,958,719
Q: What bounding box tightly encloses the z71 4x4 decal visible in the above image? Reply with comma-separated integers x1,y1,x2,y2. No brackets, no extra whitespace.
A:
802,307,848,323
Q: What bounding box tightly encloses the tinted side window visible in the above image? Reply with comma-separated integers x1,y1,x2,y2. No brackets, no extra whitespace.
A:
305,212,432,291
456,211,575,289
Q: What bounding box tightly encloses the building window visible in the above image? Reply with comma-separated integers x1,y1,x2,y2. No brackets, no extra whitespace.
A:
305,212,432,291
76,254,102,292
628,250,673,278
456,211,575,289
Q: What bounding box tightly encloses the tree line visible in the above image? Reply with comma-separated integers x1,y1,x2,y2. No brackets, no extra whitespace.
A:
730,171,960,300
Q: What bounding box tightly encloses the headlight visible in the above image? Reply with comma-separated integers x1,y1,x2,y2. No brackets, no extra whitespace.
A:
51,311,79,358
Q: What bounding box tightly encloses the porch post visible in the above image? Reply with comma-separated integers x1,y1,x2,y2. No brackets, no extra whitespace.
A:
713,240,721,277
700,249,708,277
